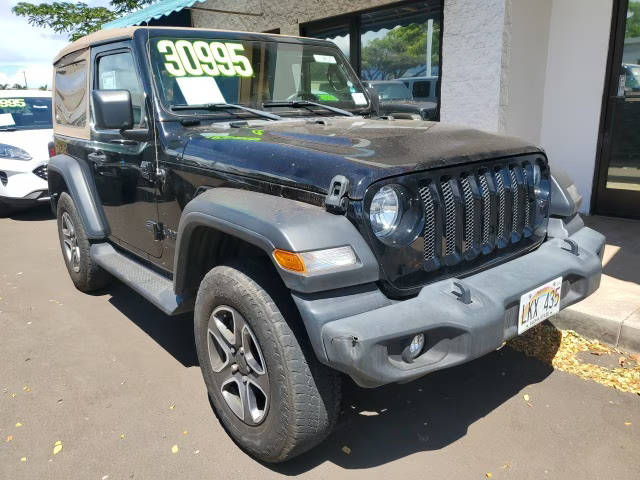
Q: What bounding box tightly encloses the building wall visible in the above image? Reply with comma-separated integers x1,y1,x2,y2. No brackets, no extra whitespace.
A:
191,0,400,34
504,0,552,144
439,0,509,131
539,0,613,213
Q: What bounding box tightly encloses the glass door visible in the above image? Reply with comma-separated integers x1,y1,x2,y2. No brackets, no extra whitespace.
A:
595,0,640,218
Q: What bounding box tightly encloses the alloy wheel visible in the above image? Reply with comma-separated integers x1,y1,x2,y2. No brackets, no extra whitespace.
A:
207,305,270,425
61,212,81,273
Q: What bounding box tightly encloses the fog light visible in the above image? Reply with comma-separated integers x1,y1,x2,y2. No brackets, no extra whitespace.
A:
402,333,425,363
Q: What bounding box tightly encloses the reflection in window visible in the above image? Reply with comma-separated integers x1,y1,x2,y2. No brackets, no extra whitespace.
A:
360,3,440,81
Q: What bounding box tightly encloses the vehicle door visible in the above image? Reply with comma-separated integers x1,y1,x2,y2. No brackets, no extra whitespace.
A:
89,42,162,257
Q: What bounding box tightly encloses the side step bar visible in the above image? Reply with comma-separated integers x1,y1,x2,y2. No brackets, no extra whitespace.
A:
90,243,194,316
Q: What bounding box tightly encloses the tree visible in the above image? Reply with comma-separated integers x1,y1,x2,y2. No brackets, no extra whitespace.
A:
361,22,441,80
12,84,27,90
12,0,154,41
627,1,640,40
0,84,9,90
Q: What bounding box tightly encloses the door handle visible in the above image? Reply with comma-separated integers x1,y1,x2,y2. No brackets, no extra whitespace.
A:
88,151,107,163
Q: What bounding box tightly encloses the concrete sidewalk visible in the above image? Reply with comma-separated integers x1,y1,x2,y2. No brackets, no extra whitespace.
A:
551,215,640,353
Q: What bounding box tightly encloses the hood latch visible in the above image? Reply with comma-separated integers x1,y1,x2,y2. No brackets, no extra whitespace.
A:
325,175,350,213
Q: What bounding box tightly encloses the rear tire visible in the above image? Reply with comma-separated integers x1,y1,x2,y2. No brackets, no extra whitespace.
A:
194,260,341,462
56,192,110,292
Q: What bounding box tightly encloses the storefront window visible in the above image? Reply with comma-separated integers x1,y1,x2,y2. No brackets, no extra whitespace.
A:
302,0,442,119
360,4,440,81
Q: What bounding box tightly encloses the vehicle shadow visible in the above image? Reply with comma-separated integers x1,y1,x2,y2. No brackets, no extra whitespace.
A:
97,275,560,472
4,204,54,221
274,326,561,473
105,281,199,367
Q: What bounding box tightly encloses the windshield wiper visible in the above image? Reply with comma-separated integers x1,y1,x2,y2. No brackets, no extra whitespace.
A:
262,100,353,117
0,127,17,132
171,103,282,121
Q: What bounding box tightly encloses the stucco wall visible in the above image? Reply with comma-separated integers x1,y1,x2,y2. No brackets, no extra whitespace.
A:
504,0,552,144
539,0,613,213
191,0,399,34
439,0,509,131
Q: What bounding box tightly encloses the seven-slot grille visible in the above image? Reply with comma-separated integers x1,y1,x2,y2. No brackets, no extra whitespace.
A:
418,161,538,269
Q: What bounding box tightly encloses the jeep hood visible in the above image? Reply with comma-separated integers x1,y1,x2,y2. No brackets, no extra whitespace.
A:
180,117,542,199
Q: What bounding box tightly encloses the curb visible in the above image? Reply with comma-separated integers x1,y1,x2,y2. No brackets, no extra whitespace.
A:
550,308,640,354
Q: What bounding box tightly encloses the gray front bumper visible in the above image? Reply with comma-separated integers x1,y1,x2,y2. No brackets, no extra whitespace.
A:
293,224,605,388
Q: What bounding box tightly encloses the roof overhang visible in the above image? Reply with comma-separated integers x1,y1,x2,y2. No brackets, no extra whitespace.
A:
102,0,206,30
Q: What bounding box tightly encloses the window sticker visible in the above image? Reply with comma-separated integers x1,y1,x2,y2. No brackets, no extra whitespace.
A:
313,54,337,64
351,92,367,105
157,40,254,78
0,113,16,127
0,98,26,108
101,71,117,89
176,76,226,105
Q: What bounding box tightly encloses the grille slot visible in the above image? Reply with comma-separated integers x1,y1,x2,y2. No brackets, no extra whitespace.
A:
419,186,436,261
419,159,545,270
460,176,474,252
478,174,491,245
0,171,7,186
440,179,456,257
495,170,506,239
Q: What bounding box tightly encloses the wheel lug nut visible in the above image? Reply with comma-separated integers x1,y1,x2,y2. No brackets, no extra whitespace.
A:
242,375,248,383
239,347,244,355
231,364,239,373
230,347,236,354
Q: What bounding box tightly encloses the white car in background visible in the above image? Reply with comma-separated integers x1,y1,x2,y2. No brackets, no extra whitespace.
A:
0,90,54,216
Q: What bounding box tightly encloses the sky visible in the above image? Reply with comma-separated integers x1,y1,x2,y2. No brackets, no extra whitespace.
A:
0,0,109,89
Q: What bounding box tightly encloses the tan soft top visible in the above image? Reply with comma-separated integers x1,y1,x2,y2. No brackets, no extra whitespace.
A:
53,27,139,64
53,26,311,65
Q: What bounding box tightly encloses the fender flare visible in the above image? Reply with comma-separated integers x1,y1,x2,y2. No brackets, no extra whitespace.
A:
550,168,582,218
48,154,109,239
173,188,379,294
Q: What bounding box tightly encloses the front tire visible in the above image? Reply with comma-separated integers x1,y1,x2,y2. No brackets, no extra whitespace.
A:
194,261,341,462
56,192,110,292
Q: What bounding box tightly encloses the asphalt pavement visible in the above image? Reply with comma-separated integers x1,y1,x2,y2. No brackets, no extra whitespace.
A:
1,207,639,480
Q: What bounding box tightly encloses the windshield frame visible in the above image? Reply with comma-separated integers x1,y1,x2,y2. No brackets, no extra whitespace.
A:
143,31,372,120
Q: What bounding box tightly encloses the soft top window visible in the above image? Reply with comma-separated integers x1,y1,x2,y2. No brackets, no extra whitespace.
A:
54,59,88,128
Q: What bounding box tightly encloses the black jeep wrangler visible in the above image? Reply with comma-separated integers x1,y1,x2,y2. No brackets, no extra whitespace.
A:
49,27,605,462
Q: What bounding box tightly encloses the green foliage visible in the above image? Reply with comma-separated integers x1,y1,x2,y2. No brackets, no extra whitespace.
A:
12,84,27,90
361,23,440,80
627,2,640,40
11,0,154,41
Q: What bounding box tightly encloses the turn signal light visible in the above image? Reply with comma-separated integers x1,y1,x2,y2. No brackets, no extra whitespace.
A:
273,249,306,273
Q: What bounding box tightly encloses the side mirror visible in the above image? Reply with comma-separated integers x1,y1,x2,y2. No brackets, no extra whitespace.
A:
365,86,381,116
92,90,133,131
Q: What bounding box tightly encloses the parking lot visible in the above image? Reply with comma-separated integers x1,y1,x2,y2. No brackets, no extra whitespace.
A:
1,207,639,480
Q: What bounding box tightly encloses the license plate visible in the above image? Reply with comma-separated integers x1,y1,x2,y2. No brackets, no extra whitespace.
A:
517,277,563,334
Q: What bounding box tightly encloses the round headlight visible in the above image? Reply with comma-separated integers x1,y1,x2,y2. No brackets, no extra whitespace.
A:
0,143,31,161
370,185,402,237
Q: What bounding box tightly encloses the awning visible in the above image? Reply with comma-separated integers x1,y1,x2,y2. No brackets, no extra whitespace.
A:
102,0,206,29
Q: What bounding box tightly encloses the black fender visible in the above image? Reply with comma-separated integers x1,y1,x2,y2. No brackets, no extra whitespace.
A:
550,168,582,218
47,154,109,239
173,188,379,294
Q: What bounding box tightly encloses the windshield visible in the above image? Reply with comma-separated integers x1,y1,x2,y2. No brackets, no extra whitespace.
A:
0,96,52,130
149,37,369,115
371,82,412,101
